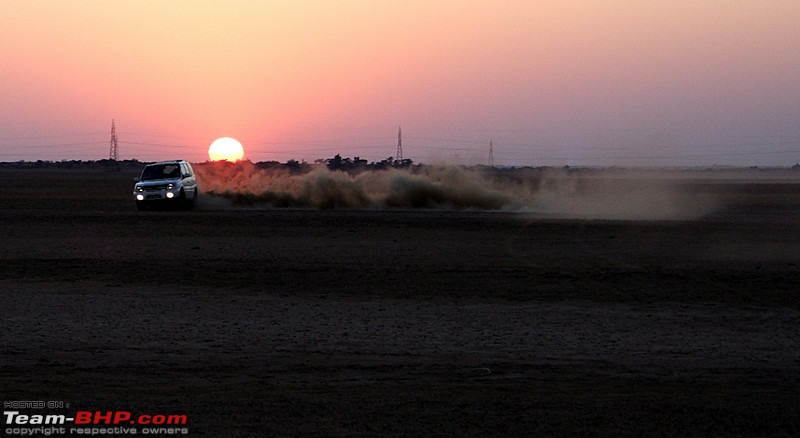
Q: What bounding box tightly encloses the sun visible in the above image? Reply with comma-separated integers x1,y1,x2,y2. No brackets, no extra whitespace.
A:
208,137,244,162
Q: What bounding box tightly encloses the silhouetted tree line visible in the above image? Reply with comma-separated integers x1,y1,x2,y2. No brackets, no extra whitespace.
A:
0,159,143,170
316,154,414,173
252,154,414,174
253,159,313,174
4,157,798,173
1,155,416,173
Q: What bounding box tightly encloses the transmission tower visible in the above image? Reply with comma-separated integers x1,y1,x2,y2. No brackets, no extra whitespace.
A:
396,126,403,161
109,119,119,161
489,139,494,167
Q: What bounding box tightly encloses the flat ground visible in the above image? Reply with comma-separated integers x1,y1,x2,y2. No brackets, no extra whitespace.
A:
1,167,799,436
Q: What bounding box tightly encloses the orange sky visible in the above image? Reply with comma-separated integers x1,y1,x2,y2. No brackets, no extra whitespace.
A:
1,1,799,166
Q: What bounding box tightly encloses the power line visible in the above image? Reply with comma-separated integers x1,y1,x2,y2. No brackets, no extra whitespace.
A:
1,123,798,164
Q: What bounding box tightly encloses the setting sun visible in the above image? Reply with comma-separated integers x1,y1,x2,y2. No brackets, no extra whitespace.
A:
208,137,244,162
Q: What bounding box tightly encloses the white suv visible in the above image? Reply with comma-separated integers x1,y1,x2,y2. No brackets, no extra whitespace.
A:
133,160,199,210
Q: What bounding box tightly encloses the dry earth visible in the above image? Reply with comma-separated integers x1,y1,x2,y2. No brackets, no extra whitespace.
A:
1,167,799,436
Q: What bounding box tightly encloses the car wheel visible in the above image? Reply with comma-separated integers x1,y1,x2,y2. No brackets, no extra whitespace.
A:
178,188,195,211
187,190,197,211
176,189,187,211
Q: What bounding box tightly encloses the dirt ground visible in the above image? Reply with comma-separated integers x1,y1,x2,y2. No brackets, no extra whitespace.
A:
1,167,799,436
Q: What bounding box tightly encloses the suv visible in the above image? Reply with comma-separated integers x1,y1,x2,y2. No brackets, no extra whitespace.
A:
133,160,199,210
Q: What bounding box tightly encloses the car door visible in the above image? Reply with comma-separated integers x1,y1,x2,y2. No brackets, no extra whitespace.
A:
181,163,197,197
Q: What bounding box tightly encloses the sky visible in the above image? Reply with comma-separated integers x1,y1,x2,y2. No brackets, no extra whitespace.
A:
1,0,799,166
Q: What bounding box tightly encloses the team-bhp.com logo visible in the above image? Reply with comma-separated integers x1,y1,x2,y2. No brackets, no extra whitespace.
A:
4,402,189,436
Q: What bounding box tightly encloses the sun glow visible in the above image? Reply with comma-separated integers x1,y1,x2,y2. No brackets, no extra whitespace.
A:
208,137,244,162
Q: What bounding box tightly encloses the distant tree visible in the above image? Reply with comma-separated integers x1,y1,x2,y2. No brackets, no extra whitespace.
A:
393,158,413,168
369,157,394,170
254,160,282,171
326,154,344,170
284,159,311,174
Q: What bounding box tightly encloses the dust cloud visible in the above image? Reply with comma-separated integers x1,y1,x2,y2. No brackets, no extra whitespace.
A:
194,161,718,220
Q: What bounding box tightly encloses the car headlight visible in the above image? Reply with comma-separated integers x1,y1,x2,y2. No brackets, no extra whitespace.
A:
136,186,143,192
136,194,144,201
166,191,175,199
167,183,175,189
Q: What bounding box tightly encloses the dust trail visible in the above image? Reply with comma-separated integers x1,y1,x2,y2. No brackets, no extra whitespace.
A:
193,161,718,220
525,167,719,220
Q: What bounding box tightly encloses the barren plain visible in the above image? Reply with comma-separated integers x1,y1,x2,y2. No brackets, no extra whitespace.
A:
1,166,799,436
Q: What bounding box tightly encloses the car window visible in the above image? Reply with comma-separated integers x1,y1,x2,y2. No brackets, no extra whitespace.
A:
141,164,180,181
